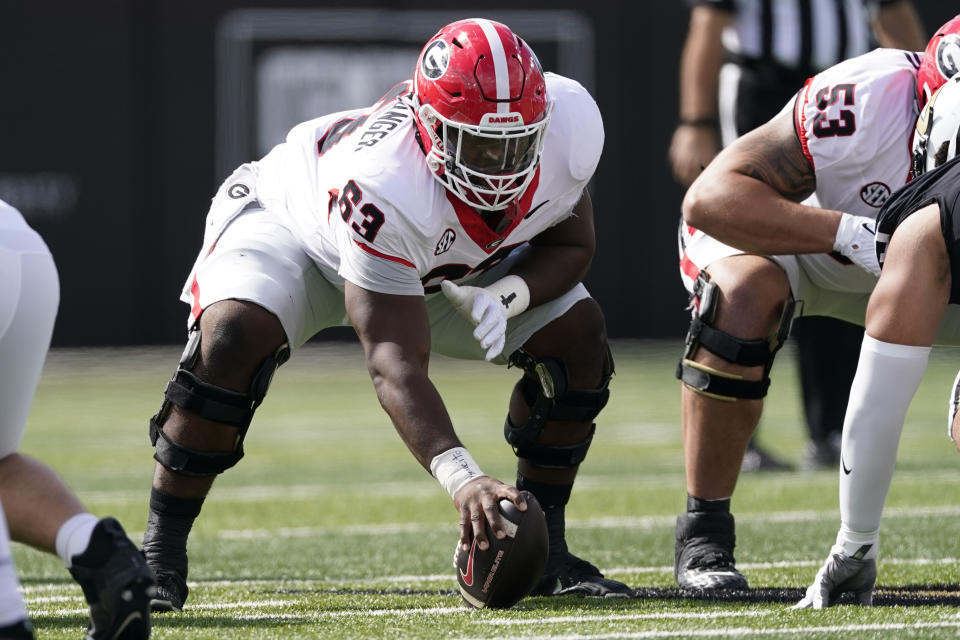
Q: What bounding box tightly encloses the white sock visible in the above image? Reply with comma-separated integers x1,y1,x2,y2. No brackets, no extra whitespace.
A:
837,335,931,559
0,505,28,627
55,513,99,568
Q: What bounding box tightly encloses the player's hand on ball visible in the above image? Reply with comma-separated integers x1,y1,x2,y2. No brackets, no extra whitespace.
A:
793,544,877,609
441,280,507,361
453,476,526,552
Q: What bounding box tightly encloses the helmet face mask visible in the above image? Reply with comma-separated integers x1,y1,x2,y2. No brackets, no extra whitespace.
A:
413,18,552,212
911,76,960,178
456,127,538,175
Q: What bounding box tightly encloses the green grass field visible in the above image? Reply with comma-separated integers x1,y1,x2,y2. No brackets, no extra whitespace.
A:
14,339,960,638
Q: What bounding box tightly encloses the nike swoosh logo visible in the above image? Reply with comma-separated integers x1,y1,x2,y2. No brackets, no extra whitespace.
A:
524,200,549,220
861,223,876,236
842,454,852,475
460,538,478,586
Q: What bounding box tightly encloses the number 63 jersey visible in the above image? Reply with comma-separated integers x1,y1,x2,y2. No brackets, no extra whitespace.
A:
246,72,603,298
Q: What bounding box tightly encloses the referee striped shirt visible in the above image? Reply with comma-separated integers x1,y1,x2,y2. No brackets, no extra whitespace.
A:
692,0,899,75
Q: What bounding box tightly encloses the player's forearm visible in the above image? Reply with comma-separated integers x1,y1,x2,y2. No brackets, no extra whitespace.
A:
514,189,595,306
681,102,845,255
683,167,840,255
508,244,592,308
872,1,926,51
839,337,929,540
678,7,727,122
367,350,461,471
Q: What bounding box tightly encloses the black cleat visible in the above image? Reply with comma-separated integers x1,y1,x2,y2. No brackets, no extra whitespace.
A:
148,571,187,613
0,619,34,640
69,518,156,640
675,510,748,591
532,552,634,598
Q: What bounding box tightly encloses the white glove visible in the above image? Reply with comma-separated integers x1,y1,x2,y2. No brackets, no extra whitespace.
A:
833,213,881,277
793,542,877,609
441,276,530,361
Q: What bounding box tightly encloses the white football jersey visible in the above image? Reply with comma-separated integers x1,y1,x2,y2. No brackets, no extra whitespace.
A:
253,73,603,297
792,47,921,292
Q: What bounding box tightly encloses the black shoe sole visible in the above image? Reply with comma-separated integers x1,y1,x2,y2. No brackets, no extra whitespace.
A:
149,597,182,614
88,575,155,640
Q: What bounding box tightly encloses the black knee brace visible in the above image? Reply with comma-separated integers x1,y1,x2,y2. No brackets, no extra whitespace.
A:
676,270,794,400
503,346,613,468
149,326,290,476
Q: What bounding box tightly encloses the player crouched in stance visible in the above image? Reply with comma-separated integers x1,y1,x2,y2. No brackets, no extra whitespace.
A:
0,200,155,638
141,18,633,612
671,14,960,593
795,74,960,608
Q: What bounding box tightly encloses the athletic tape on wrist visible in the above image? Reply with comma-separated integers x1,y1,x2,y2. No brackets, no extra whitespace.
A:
483,275,530,319
836,526,879,560
430,447,485,498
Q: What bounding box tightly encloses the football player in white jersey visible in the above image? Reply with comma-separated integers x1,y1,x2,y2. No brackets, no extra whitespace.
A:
673,15,960,592
141,18,633,612
795,64,960,609
0,200,155,638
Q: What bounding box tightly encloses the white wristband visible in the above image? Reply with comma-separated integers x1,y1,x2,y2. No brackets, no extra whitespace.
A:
833,212,862,252
483,275,530,320
430,447,485,498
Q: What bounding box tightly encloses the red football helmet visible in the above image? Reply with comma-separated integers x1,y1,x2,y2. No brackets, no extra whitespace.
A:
412,18,552,211
917,14,960,109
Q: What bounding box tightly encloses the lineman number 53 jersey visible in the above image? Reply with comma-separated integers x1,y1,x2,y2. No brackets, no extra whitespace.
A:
251,72,603,297
791,47,920,292
680,48,919,297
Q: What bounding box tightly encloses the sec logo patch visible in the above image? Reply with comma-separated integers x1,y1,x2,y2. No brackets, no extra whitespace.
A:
434,228,456,255
859,182,890,208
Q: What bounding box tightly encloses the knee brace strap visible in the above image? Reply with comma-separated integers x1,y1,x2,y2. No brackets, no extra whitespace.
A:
503,347,613,468
676,358,768,401
149,424,244,476
150,330,289,476
505,415,596,468
677,271,794,400
161,369,256,427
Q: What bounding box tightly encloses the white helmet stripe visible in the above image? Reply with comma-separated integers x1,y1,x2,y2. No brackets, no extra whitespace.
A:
474,18,510,114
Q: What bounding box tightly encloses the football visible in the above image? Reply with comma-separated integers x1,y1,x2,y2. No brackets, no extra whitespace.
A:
453,491,548,609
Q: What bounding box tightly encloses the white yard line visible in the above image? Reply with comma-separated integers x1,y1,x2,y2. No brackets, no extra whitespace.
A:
482,611,770,625
72,469,960,506
184,601,463,618
458,621,960,640
28,601,465,619
22,553,959,605
26,605,960,637
604,556,960,575
214,504,960,540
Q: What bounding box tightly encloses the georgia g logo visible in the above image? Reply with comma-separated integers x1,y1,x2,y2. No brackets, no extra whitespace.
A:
227,183,250,199
937,34,960,82
421,40,449,80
